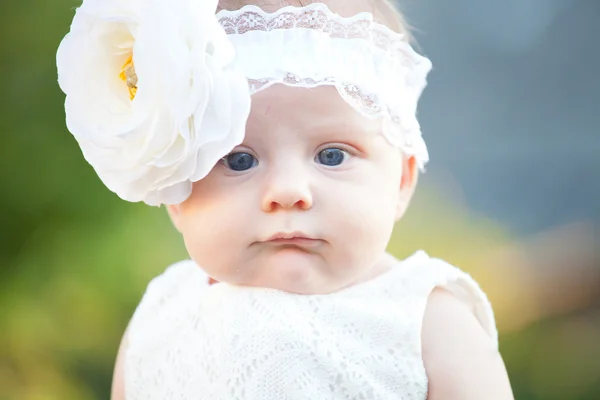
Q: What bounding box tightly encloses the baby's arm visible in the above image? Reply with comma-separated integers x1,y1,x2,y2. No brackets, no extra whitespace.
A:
422,288,514,399
110,325,130,400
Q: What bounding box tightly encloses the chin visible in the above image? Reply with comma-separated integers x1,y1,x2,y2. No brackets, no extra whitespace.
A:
256,248,330,294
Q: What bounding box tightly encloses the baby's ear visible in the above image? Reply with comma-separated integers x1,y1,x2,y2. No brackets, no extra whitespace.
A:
166,204,183,232
395,155,419,221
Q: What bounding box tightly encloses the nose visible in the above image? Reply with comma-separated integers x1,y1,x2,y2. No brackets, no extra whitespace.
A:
261,165,313,213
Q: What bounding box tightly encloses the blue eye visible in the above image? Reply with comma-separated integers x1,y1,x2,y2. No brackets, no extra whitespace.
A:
223,152,258,171
316,148,348,166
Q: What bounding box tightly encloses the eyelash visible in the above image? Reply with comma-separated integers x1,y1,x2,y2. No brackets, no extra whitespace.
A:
316,144,357,157
220,144,359,172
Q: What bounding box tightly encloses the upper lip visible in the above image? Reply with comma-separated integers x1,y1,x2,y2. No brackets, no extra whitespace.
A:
263,232,318,242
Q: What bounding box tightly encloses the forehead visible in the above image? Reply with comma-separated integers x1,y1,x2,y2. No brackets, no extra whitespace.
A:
246,84,382,138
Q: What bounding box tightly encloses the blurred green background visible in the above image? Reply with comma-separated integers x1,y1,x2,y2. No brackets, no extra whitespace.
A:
1,0,599,399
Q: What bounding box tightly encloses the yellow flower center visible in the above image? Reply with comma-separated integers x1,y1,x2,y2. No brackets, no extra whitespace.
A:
119,55,138,100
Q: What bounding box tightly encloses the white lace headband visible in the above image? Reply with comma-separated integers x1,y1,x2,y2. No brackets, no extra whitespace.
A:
218,4,431,164
56,0,432,206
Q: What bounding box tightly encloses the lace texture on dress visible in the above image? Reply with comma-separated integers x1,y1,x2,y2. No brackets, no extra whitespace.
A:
124,252,498,399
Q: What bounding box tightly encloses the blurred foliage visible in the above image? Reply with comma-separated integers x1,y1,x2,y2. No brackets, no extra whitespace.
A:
1,0,598,399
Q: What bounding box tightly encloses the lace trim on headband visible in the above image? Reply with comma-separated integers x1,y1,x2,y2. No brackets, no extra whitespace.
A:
217,3,424,69
248,74,382,116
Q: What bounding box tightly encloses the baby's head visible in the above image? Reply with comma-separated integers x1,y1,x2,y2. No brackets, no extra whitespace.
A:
167,0,424,294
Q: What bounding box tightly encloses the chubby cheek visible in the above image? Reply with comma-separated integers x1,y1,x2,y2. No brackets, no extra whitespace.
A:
180,213,247,280
325,176,399,270
177,183,251,280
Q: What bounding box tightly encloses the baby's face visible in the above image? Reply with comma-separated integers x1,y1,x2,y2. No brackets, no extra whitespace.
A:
168,85,417,294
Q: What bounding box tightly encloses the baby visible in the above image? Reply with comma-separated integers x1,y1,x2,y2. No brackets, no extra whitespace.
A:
57,0,514,398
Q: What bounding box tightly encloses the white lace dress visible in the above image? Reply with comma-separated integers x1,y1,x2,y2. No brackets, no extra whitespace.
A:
124,251,497,399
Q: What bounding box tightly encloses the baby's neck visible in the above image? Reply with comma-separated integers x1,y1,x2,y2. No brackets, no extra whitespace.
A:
341,252,397,290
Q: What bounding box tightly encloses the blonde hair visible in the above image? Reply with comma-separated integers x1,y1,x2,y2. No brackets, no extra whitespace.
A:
217,0,412,42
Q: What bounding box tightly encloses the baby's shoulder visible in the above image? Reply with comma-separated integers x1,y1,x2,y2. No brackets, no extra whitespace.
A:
143,260,204,300
126,260,208,347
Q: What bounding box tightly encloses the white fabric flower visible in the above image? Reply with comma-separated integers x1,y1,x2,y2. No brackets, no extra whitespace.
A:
57,0,250,205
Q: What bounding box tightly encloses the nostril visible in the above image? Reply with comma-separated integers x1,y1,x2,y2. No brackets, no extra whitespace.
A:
265,198,309,212
296,199,308,209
